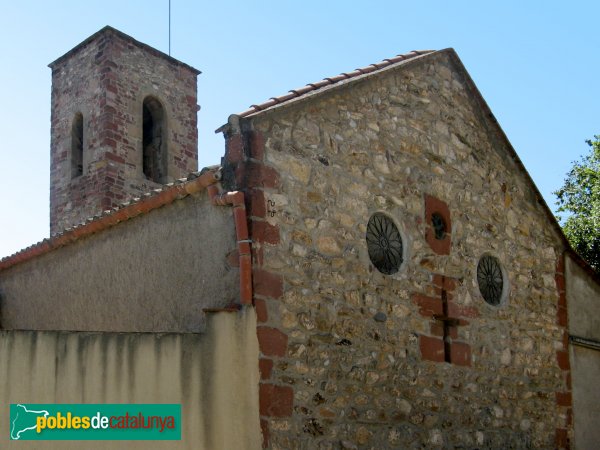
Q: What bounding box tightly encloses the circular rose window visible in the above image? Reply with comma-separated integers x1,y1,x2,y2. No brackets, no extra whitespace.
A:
366,213,403,275
477,255,505,305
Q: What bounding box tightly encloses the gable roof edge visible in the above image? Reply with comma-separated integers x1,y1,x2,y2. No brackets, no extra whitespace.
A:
440,48,598,279
0,168,221,272
48,25,201,75
228,49,436,123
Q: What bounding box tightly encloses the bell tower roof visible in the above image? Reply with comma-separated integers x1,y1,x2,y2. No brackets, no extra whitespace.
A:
48,25,200,75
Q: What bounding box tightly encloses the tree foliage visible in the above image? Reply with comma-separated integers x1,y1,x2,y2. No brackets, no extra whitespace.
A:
555,136,600,271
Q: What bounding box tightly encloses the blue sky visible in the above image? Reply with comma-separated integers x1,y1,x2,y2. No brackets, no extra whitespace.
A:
0,1,598,257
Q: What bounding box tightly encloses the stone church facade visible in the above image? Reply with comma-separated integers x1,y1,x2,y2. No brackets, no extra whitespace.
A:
0,27,599,449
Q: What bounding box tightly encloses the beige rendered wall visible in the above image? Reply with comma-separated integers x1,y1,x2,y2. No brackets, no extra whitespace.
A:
566,255,600,341
246,50,569,448
566,255,600,449
0,190,239,333
570,345,600,450
0,308,261,449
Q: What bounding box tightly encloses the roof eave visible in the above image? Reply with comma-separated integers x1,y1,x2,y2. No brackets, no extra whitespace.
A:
0,168,221,272
48,25,201,75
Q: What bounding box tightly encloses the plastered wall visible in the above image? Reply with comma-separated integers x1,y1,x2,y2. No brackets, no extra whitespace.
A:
0,308,261,449
566,254,600,449
0,191,238,332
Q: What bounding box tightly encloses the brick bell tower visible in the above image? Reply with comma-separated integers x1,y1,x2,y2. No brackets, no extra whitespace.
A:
48,26,200,234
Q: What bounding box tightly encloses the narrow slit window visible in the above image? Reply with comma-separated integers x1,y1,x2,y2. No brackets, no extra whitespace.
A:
71,112,83,178
142,97,167,183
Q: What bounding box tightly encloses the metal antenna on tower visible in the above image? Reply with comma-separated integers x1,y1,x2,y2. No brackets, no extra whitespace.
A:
168,0,171,55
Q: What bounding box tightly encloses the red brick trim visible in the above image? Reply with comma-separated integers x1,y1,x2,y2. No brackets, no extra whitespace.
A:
556,391,572,407
554,252,572,449
556,350,570,370
447,302,479,319
259,358,273,380
255,299,268,323
259,383,293,417
424,194,452,255
248,188,267,219
226,124,291,448
555,255,569,359
419,335,472,366
260,419,270,449
248,130,265,161
251,221,280,245
432,273,456,291
257,326,288,357
449,341,471,366
253,269,284,299
430,321,458,339
225,134,245,164
247,161,281,189
419,335,445,362
556,428,569,449
412,293,443,317
415,273,475,366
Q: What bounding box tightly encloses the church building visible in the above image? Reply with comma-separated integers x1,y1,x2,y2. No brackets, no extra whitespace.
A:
0,26,599,449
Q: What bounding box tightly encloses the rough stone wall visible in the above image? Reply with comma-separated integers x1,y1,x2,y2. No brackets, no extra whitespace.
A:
0,190,238,333
0,308,261,449
50,28,199,234
236,50,570,448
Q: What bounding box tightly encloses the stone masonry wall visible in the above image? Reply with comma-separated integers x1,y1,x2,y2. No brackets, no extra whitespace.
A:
239,51,570,448
50,28,199,234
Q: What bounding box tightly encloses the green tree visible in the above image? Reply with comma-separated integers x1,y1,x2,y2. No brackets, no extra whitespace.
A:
555,136,600,271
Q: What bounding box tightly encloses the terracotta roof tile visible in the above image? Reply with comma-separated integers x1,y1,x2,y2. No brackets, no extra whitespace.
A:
237,50,434,118
0,168,222,271
273,93,296,103
289,85,314,96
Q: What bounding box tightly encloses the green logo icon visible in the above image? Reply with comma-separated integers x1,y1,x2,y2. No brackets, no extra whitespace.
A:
9,404,181,440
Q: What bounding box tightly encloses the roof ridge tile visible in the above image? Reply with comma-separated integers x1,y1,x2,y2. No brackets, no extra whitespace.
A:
237,49,435,118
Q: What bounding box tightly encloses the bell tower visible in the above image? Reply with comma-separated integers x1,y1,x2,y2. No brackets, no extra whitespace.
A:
48,26,200,234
